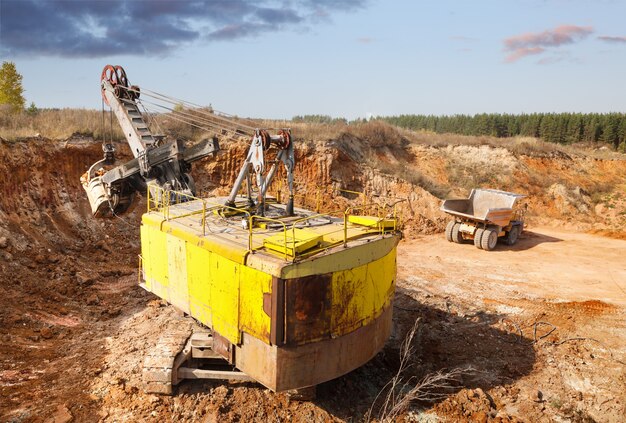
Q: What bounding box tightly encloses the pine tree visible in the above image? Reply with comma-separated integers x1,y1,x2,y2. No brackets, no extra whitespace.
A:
0,61,26,113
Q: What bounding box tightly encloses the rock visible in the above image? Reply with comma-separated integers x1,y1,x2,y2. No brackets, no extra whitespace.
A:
106,307,121,317
86,294,100,306
35,254,47,264
47,404,73,423
0,236,8,249
95,240,112,253
40,327,54,339
472,411,488,423
77,273,95,286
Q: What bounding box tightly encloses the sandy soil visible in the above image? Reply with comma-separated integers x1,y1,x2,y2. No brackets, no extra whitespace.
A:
2,226,624,422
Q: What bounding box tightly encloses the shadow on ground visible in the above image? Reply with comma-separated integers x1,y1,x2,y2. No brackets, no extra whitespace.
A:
313,289,537,420
506,230,563,251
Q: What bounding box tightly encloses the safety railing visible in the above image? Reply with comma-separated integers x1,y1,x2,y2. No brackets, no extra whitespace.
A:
146,186,402,262
147,185,251,236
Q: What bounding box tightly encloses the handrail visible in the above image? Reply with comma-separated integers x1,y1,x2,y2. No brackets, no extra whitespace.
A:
146,186,401,262
338,188,368,211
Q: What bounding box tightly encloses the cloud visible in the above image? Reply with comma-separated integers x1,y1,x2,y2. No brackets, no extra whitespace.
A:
505,47,545,63
356,37,374,44
0,0,367,58
598,35,626,44
503,24,593,63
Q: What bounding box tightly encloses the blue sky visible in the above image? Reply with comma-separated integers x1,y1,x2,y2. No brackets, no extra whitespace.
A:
1,0,625,119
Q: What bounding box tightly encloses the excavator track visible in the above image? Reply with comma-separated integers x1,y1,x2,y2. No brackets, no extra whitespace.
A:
142,324,193,395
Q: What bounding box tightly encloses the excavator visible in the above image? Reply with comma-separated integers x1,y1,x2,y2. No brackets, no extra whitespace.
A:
82,65,401,396
82,64,293,218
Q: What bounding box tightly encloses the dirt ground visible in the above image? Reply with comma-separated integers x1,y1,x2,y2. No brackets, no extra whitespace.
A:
396,226,626,422
1,225,624,422
1,136,625,422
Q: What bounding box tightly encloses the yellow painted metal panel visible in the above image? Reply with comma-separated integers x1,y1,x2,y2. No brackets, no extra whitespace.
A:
144,225,170,302
264,228,321,256
140,225,151,290
348,215,395,230
209,253,241,344
318,226,373,244
166,234,190,314
186,244,213,327
330,248,396,337
140,203,399,351
162,221,249,264
238,265,273,343
142,212,249,264
279,236,399,279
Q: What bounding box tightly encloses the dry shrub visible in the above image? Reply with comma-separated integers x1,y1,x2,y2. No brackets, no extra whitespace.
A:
0,107,252,142
0,108,125,140
282,120,348,141
345,120,406,149
366,319,473,422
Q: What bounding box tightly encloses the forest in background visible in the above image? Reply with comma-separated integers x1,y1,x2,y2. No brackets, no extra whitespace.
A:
380,113,626,149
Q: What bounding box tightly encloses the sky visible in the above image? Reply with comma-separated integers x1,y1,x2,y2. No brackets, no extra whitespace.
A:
1,0,625,120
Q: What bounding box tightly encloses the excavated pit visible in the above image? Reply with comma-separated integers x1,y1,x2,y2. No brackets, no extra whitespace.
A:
1,135,625,422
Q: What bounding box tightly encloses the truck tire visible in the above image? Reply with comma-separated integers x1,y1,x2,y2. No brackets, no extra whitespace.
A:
474,228,484,249
480,228,498,251
445,221,455,242
451,223,464,243
505,225,520,246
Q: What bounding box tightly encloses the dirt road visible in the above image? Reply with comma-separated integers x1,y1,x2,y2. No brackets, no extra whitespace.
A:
399,226,626,307
395,227,626,422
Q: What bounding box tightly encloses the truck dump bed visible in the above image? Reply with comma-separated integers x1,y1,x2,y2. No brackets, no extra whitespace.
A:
441,189,525,227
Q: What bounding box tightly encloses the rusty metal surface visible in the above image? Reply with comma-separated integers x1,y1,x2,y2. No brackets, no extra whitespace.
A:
270,276,285,346
285,273,332,346
211,331,234,364
234,303,394,392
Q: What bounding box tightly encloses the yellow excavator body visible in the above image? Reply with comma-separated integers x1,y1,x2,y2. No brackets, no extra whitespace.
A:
139,193,400,391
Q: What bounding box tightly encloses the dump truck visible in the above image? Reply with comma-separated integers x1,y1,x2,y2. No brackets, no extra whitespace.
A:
441,188,526,251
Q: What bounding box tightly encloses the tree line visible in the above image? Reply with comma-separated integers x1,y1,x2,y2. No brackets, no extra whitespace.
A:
381,113,626,148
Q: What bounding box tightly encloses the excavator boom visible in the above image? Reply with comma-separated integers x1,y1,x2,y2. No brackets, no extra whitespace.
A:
81,65,219,217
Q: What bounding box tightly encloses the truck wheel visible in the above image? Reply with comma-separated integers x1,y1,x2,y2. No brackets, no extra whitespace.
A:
451,223,464,243
506,225,520,246
474,228,484,249
445,221,455,242
480,228,498,251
